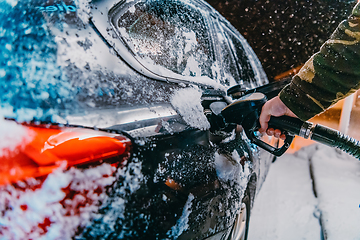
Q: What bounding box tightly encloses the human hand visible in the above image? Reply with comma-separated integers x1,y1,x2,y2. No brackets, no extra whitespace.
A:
259,96,297,140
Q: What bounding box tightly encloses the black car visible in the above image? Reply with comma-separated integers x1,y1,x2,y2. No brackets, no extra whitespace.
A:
0,0,274,239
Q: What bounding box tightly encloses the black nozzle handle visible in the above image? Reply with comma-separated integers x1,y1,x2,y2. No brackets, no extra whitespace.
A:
244,115,304,156
241,115,296,157
268,116,306,136
244,127,294,156
268,116,360,159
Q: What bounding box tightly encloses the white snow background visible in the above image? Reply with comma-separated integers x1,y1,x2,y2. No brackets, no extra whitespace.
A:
248,143,360,240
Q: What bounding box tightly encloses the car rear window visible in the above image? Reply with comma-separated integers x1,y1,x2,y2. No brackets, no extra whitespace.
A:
110,0,216,79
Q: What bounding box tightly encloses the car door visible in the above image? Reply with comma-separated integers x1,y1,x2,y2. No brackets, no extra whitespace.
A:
84,0,273,239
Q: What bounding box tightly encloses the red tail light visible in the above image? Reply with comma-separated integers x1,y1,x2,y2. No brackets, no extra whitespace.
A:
0,122,132,185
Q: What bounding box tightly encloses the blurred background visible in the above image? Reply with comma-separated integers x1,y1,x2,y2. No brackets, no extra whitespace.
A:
206,0,356,81
206,0,360,146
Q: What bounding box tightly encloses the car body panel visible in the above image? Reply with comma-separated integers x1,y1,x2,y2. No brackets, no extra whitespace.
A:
0,0,273,239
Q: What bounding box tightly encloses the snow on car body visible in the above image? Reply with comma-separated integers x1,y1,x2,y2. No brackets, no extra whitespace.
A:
0,0,273,239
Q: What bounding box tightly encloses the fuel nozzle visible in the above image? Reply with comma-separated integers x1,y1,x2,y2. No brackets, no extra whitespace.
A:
220,92,267,125
219,92,360,159
217,92,295,156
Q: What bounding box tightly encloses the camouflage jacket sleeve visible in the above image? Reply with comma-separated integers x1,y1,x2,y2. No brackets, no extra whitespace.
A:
279,2,360,121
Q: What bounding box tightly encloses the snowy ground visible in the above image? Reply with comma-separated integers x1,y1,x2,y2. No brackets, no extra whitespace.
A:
248,144,360,240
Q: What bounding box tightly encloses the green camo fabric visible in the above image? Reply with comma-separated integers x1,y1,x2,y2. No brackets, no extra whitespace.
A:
279,2,360,121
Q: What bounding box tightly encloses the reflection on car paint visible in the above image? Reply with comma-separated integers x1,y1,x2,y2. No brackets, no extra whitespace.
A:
60,103,188,137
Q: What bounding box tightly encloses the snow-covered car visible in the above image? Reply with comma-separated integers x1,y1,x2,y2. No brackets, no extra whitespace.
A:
0,0,273,239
